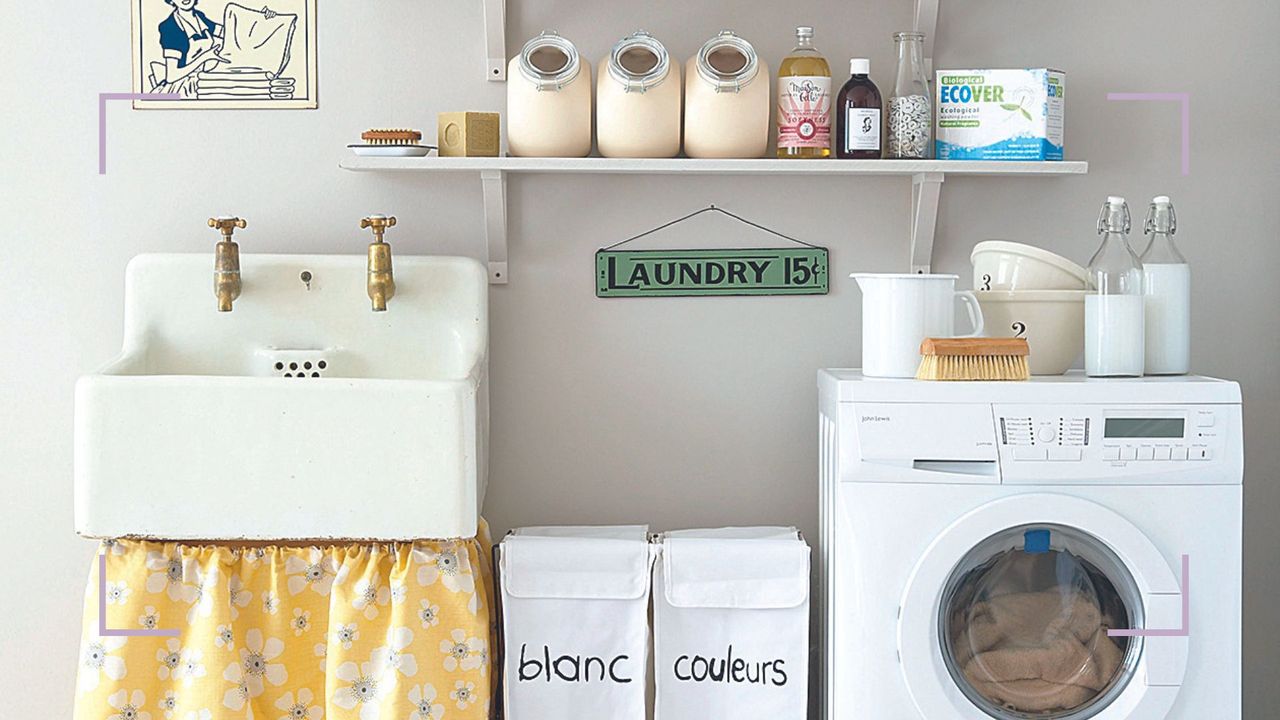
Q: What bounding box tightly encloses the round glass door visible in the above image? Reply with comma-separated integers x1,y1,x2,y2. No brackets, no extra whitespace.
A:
938,524,1145,719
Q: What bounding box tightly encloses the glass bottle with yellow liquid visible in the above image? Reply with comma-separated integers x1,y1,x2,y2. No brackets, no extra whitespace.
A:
776,26,831,158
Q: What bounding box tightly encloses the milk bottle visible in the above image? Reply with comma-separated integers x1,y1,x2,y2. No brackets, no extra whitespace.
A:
1085,197,1145,377
1140,196,1191,375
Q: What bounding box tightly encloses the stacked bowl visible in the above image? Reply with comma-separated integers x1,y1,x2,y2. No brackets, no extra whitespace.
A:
971,241,1089,375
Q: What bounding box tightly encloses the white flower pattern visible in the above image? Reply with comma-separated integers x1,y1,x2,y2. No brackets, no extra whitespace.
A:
106,580,132,606
159,690,178,719
291,607,312,636
138,606,159,630
334,623,359,650
274,687,323,720
285,549,338,597
80,636,128,693
183,564,219,624
418,601,440,629
107,688,153,720
222,629,287,710
407,683,446,719
215,625,235,651
144,552,190,602
333,651,396,720
228,575,252,619
77,534,493,718
374,626,419,678
156,638,182,680
177,648,206,686
450,680,476,710
350,571,391,620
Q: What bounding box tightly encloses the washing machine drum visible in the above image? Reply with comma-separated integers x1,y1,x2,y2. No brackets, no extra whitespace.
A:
938,525,1144,719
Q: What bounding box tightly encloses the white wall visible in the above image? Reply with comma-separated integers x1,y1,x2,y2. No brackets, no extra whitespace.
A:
2,0,1277,716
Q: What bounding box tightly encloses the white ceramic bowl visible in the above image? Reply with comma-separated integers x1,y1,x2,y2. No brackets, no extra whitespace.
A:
975,290,1086,375
971,240,1090,292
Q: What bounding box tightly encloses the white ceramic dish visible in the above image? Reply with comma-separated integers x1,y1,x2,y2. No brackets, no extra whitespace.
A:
348,144,436,157
971,240,1090,292
975,289,1086,375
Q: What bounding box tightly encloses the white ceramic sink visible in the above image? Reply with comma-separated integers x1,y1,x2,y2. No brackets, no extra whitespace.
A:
75,254,488,541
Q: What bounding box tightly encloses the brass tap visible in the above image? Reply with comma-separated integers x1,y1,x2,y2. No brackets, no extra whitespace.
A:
209,217,246,312
360,215,397,312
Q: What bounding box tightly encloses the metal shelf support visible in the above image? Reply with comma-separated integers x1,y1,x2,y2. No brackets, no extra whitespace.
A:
481,169,508,284
915,0,940,76
483,0,506,81
910,172,944,273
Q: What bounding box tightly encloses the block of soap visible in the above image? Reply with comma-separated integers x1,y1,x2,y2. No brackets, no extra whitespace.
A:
437,112,501,157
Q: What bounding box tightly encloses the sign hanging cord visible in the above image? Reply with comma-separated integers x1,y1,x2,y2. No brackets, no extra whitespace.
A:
601,205,821,252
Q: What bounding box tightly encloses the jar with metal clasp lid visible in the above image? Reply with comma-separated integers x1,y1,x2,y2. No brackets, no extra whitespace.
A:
507,31,592,157
597,31,682,158
683,30,771,158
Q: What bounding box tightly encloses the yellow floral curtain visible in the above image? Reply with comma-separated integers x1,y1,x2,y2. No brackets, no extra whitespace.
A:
75,524,494,720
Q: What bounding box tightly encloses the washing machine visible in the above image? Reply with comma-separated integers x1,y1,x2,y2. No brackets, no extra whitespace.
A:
818,371,1242,720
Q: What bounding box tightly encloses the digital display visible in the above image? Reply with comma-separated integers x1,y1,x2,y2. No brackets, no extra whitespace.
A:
1104,418,1185,438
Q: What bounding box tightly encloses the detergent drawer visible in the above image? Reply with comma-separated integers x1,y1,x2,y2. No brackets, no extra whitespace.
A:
843,403,1000,483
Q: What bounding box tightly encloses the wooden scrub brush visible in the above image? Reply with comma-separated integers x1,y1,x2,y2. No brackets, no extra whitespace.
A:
361,128,423,146
916,337,1031,381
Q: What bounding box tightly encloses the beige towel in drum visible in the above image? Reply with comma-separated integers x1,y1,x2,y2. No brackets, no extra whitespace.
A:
955,590,1124,713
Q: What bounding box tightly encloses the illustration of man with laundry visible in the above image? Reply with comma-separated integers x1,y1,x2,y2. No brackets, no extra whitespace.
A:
147,0,300,102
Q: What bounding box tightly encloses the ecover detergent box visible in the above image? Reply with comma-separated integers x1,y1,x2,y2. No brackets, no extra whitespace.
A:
936,69,1065,160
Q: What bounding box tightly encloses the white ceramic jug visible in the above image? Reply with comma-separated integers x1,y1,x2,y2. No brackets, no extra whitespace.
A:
507,31,593,157
597,31,682,158
852,273,985,378
684,31,770,158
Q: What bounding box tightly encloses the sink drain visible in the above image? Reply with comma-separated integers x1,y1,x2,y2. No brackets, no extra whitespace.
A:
259,350,335,378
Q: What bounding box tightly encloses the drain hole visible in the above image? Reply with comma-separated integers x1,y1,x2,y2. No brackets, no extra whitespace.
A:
304,361,313,370
311,372,320,377
284,372,293,378
275,362,284,371
318,360,327,370
289,362,299,371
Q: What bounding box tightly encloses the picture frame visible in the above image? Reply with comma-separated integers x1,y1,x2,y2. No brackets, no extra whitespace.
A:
130,0,318,109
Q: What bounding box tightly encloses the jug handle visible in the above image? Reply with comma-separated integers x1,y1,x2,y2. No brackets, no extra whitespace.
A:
955,291,985,338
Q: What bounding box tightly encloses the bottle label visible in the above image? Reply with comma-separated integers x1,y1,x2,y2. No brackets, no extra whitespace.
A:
777,76,831,149
845,107,881,151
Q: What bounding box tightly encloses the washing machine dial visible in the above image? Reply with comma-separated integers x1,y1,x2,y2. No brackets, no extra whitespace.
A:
1036,425,1057,444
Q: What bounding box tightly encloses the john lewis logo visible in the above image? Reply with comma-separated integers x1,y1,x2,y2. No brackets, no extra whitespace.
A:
860,415,891,423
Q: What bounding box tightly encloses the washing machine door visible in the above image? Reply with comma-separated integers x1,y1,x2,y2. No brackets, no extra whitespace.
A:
898,494,1187,720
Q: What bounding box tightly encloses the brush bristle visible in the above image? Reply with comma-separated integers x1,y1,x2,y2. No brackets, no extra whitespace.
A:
916,354,1031,381
361,128,422,146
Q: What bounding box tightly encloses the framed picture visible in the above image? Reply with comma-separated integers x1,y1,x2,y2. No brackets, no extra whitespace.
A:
131,0,317,109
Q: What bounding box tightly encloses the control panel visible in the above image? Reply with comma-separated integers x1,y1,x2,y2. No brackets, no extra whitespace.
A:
993,403,1236,484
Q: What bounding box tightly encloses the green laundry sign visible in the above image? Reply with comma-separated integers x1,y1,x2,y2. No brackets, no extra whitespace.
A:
595,248,829,298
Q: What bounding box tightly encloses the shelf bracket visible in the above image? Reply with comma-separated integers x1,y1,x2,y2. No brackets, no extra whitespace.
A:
910,172,944,273
914,0,939,76
481,169,508,284
483,0,506,81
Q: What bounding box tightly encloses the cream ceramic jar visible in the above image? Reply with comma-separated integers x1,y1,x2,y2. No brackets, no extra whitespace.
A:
507,31,593,157
596,31,682,158
683,31,770,158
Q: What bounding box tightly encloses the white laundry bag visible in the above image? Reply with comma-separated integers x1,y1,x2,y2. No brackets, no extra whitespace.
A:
499,525,655,720
653,527,811,719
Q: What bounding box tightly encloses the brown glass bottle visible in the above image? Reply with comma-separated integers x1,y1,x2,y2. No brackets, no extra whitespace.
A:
835,58,883,159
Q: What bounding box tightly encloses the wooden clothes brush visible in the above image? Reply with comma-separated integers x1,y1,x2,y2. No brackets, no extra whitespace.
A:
361,128,423,146
916,337,1031,381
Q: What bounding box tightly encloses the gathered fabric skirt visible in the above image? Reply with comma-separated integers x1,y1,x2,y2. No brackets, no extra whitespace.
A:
74,522,494,720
